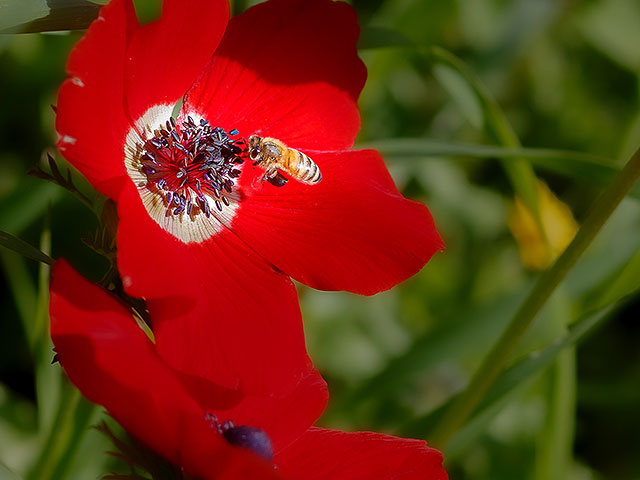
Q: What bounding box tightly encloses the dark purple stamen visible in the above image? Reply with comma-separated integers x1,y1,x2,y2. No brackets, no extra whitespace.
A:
205,414,274,463
223,426,273,462
138,117,244,218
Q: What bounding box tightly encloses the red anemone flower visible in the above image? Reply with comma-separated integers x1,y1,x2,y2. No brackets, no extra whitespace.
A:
55,0,443,399
50,260,448,479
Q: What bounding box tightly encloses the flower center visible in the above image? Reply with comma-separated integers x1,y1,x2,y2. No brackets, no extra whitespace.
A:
140,115,243,218
124,105,245,244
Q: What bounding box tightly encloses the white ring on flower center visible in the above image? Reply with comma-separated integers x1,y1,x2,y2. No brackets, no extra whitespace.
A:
123,105,241,244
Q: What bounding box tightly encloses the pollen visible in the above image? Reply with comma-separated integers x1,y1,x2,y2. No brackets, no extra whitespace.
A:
124,105,244,243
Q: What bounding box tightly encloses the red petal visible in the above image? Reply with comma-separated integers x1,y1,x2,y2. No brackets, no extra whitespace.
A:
55,0,137,199
56,0,229,200
184,0,366,151
49,260,280,479
116,186,317,399
232,149,444,295
123,0,229,123
276,427,448,480
217,368,328,453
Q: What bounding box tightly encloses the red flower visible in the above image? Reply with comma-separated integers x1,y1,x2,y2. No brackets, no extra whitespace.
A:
55,0,443,398
50,260,448,479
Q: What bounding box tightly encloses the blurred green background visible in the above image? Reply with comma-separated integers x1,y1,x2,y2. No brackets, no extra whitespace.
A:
1,0,640,479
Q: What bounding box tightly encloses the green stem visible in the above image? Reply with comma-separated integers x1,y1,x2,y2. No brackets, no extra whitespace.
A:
428,47,544,235
534,347,576,480
429,145,640,448
28,386,81,480
28,386,96,480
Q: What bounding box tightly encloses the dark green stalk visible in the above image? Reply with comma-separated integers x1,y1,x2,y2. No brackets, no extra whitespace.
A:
430,146,640,448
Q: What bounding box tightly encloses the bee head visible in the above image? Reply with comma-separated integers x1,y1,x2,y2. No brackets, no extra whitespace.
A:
248,135,262,161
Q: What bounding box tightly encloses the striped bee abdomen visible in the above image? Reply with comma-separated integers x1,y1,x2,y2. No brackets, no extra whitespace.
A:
285,148,322,184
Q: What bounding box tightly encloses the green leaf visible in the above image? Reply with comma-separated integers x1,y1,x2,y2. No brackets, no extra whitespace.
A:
0,230,54,266
131,0,161,25
362,138,640,201
0,0,101,34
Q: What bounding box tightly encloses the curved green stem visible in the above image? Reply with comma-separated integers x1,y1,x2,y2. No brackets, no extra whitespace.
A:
429,145,640,448
427,46,544,237
28,386,96,480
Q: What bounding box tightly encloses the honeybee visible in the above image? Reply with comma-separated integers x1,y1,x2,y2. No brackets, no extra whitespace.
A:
247,135,322,187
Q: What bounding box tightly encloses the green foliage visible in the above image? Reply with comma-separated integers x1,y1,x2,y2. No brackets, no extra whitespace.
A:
0,0,100,34
1,0,640,479
0,231,53,267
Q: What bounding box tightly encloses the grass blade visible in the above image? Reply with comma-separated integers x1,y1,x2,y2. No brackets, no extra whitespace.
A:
0,251,37,343
428,146,640,448
0,230,54,266
0,0,100,34
402,299,620,441
427,47,542,224
363,138,640,200
27,387,96,480
534,348,576,480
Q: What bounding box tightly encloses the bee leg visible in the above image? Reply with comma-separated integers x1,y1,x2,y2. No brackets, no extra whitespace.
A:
260,168,276,184
266,170,288,187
